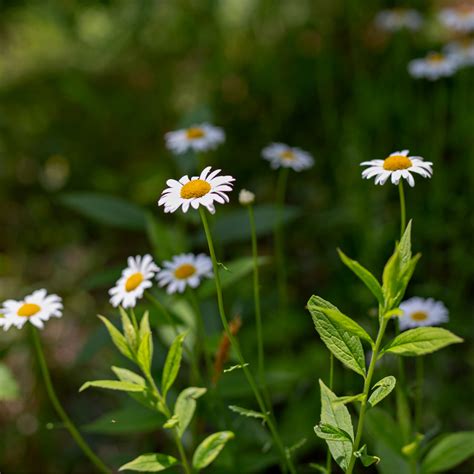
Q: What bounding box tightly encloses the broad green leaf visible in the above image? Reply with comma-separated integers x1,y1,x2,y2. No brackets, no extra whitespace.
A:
368,376,396,407
314,423,353,442
119,453,178,472
111,367,146,387
137,331,153,375
162,333,186,397
0,363,20,401
308,296,366,376
380,327,463,357
398,220,413,268
332,394,365,406
337,249,384,305
79,380,145,393
354,444,380,467
192,431,235,470
229,405,267,420
421,432,474,473
318,380,354,471
174,387,207,437
382,248,400,309
98,316,133,360
119,307,137,349
59,192,146,230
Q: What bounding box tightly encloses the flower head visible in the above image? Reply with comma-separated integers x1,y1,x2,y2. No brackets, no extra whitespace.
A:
374,8,423,32
408,52,459,80
156,253,213,294
239,189,255,205
109,255,160,308
399,297,449,331
444,39,474,67
0,289,63,331
361,150,433,187
165,123,225,155
262,143,314,171
158,166,235,214
439,4,474,33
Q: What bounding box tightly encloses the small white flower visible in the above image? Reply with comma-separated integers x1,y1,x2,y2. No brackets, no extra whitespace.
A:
239,189,255,205
399,297,449,331
156,253,213,294
0,289,63,331
165,123,225,155
375,8,424,32
262,143,314,171
158,166,235,214
439,5,474,33
444,39,474,67
109,255,160,308
361,150,433,187
408,52,459,80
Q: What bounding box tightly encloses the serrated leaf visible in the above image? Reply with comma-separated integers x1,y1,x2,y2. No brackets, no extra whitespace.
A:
314,423,353,442
229,405,267,420
174,387,207,437
79,380,145,393
98,315,134,360
119,453,178,472
308,296,366,376
368,376,396,408
380,327,463,357
192,431,235,470
354,444,380,467
119,307,137,349
338,249,384,305
421,432,474,473
162,333,186,398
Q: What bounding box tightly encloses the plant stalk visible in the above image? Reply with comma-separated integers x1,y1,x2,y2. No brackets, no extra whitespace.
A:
325,353,334,474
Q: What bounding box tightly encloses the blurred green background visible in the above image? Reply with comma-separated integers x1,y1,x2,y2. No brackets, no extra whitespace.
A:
0,1,473,472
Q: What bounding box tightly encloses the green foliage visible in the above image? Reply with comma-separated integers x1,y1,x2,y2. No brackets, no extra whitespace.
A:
192,431,235,470
119,453,178,472
0,363,20,401
79,380,145,393
354,445,380,467
314,423,353,442
99,315,134,361
174,387,207,437
137,312,153,374
368,376,396,408
229,405,267,420
161,333,186,398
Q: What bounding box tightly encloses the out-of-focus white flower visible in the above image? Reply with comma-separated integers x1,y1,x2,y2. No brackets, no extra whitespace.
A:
399,297,449,330
156,253,213,294
239,189,255,205
109,255,160,308
361,150,433,187
0,290,63,331
165,123,225,155
375,8,424,32
439,4,474,33
408,52,459,80
444,38,474,67
158,166,235,214
262,143,314,171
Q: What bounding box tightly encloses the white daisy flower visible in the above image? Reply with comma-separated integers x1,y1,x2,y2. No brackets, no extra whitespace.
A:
439,4,474,33
361,150,433,187
0,289,63,331
158,166,235,214
156,253,213,294
239,189,255,205
408,52,459,80
109,254,160,308
374,8,424,32
399,297,449,331
444,39,474,67
262,143,314,171
165,123,225,155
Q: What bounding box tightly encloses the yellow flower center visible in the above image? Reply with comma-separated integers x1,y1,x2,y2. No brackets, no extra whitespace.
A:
280,150,295,161
174,264,196,279
125,272,144,292
186,127,205,140
427,53,444,63
17,303,41,317
180,179,211,199
411,311,428,321
383,155,413,171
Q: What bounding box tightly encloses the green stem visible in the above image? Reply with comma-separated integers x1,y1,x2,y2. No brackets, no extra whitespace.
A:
30,326,111,474
199,208,296,474
415,357,424,432
398,181,406,240
325,353,334,474
346,318,389,474
275,167,290,309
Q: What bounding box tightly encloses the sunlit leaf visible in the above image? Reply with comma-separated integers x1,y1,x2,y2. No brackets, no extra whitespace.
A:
192,431,235,470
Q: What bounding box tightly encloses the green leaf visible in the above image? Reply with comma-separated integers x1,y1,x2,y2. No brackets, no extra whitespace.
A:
380,327,463,357
421,432,474,473
229,405,267,420
98,316,133,360
314,423,353,442
368,376,396,408
137,331,153,375
174,387,207,437
318,379,354,471
79,380,145,393
119,307,137,349
354,444,380,467
163,415,179,429
162,333,186,397
332,394,365,406
139,311,151,341
337,249,384,305
119,453,178,472
111,367,146,387
192,431,235,470
308,296,366,376
0,363,20,401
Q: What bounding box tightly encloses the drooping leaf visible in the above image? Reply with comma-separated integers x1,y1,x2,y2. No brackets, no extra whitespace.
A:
229,405,267,420
192,431,235,470
111,367,146,387
162,333,186,397
111,366,155,409
308,296,366,376
354,444,380,467
368,376,396,407
119,453,178,472
79,380,145,393
314,423,353,442
174,387,207,437
380,327,463,357
0,363,20,401
98,315,133,360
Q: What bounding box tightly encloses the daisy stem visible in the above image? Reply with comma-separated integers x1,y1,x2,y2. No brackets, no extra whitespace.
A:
275,167,290,309
30,326,111,474
325,353,334,474
398,181,406,239
346,317,389,474
415,357,424,432
199,208,296,474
